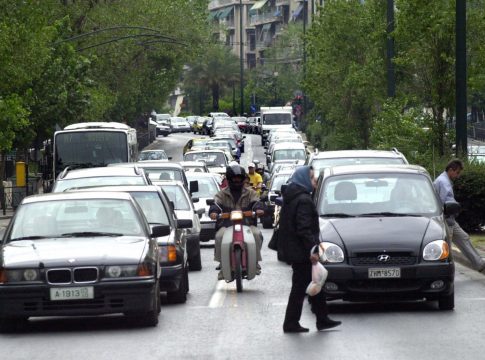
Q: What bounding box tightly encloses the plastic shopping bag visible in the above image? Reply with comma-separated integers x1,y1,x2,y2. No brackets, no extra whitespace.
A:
306,246,328,296
306,262,328,296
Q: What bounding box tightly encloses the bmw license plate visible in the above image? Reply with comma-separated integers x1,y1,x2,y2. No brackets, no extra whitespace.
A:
50,287,94,301
368,268,401,279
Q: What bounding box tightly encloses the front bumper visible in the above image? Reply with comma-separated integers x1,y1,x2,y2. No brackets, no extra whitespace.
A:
0,279,157,318
323,261,454,302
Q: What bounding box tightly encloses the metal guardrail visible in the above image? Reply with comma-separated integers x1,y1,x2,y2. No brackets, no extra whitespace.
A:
468,123,485,142
0,184,34,215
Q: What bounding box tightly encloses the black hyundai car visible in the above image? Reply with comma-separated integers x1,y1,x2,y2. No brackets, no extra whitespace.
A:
0,192,164,331
314,165,461,310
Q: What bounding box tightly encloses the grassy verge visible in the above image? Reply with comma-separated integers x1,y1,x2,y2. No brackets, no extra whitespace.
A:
470,234,485,250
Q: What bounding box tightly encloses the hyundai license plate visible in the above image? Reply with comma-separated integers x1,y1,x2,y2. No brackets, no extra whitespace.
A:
50,287,94,301
368,268,401,279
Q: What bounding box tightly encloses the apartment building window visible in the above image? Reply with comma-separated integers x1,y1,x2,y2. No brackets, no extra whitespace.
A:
248,31,256,51
247,54,257,69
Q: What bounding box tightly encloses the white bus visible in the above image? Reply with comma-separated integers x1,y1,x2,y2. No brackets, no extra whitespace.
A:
53,122,138,179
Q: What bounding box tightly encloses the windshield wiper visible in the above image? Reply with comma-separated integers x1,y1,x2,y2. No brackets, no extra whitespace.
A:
320,213,356,218
9,235,50,241
61,232,123,237
358,212,420,217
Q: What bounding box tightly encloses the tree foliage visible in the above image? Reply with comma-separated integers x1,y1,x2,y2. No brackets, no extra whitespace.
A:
305,0,386,150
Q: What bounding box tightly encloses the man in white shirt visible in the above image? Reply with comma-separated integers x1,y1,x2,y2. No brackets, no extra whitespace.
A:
433,159,485,272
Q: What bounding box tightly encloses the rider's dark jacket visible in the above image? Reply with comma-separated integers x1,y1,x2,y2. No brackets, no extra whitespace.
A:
209,187,263,228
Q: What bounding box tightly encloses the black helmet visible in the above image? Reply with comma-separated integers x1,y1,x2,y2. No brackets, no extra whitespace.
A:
226,164,246,191
226,164,246,181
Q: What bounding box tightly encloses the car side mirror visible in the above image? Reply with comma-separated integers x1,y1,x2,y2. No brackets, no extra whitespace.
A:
189,180,199,194
269,195,278,202
195,208,205,217
206,198,215,206
444,201,461,216
151,225,171,237
176,219,193,229
191,197,199,203
169,201,175,210
275,197,283,206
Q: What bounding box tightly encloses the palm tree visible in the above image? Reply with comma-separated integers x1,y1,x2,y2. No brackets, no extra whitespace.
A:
185,45,239,111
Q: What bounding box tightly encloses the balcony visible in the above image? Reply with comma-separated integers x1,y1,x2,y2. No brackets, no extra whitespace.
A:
250,12,282,26
220,18,235,28
209,0,255,10
275,0,290,5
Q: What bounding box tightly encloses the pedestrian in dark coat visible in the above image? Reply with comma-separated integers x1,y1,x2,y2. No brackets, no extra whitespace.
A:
279,166,341,333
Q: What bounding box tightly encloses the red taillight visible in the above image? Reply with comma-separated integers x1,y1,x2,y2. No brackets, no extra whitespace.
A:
0,268,7,283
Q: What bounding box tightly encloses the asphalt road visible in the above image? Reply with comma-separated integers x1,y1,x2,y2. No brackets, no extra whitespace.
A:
1,133,485,360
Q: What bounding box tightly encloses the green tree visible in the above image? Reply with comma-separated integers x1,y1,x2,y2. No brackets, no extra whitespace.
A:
305,0,387,150
184,45,240,112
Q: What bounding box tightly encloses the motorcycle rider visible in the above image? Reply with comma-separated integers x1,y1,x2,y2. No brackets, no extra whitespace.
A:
209,164,264,279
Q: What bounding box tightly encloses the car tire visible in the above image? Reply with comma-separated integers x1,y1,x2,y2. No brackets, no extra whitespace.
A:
163,134,168,137
127,282,160,326
189,240,202,271
0,317,27,333
438,291,454,310
166,265,189,304
262,216,273,229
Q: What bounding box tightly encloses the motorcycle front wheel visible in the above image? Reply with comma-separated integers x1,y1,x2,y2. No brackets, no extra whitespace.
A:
234,247,243,293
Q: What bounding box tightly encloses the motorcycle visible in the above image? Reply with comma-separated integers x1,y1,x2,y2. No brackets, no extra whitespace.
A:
208,200,261,292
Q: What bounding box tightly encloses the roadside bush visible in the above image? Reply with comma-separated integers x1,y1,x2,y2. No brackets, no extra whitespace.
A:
454,161,485,232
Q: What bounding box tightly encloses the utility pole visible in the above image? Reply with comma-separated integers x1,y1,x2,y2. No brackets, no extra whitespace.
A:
456,0,467,157
302,0,308,130
239,0,244,115
386,0,395,98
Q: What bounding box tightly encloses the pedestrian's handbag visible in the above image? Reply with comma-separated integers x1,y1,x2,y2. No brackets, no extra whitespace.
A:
268,226,279,251
305,245,328,296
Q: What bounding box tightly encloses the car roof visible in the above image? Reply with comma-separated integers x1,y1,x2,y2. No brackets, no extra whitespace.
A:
272,142,306,150
185,149,226,154
312,149,405,160
185,172,218,179
152,180,186,188
22,191,134,204
179,161,207,166
140,149,166,153
73,185,162,193
113,162,183,169
325,164,428,177
59,166,143,179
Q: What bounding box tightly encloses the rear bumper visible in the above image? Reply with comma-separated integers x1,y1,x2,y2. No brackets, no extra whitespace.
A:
0,279,157,318
323,262,455,301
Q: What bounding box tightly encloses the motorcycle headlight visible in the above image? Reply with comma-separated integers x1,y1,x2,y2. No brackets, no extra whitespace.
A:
319,242,345,263
230,211,243,221
423,240,449,261
104,265,138,278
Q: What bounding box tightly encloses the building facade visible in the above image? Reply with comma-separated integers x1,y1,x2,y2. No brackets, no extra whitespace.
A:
208,0,317,68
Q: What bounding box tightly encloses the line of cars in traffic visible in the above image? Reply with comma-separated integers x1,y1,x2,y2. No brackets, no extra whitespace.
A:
261,127,461,311
0,156,226,331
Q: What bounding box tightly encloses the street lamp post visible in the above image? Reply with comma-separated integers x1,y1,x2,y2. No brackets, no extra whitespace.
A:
239,0,244,115
456,0,467,157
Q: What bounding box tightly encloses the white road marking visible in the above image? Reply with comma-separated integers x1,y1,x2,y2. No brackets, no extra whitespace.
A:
208,281,229,308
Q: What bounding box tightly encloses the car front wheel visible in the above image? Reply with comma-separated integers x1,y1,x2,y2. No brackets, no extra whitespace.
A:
166,265,189,304
438,291,454,310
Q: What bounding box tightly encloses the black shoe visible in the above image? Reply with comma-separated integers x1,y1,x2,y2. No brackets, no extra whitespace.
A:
317,319,342,331
283,324,309,333
215,264,221,270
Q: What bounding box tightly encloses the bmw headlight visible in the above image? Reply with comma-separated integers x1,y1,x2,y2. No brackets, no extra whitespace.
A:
423,240,449,261
319,242,345,263
5,269,40,283
104,265,138,278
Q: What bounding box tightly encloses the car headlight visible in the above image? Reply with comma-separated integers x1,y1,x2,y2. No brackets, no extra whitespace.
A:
423,240,449,261
4,269,40,283
319,242,345,263
104,265,138,278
